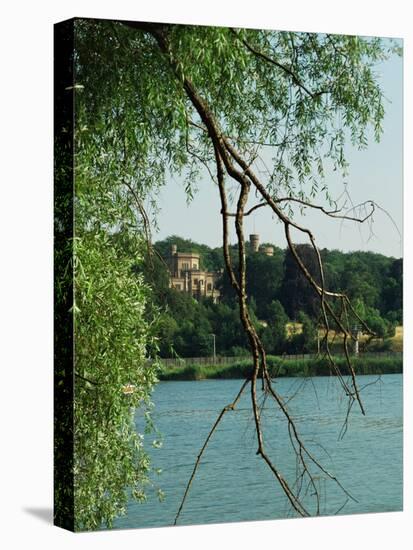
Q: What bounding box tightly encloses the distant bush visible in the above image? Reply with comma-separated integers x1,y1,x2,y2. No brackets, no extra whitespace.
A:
367,338,393,352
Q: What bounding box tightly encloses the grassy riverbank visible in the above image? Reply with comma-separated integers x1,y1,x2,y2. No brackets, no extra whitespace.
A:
158,355,403,381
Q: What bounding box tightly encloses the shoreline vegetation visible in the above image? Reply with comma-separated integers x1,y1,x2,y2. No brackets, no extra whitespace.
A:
158,354,403,381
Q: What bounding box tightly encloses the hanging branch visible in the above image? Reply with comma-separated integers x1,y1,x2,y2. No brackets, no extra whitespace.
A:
229,28,330,99
123,22,378,522
215,148,312,518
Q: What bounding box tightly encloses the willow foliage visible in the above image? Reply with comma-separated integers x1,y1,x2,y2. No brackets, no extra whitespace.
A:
75,19,399,204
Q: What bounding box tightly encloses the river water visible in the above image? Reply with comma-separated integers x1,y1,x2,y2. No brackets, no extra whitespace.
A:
113,374,402,529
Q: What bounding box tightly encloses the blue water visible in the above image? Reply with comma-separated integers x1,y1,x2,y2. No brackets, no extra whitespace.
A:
113,374,402,529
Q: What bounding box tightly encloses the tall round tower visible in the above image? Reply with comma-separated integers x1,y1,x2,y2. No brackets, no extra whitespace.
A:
249,234,260,253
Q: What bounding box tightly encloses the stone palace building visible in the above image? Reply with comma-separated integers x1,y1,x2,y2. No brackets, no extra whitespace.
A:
168,244,221,302
167,235,274,302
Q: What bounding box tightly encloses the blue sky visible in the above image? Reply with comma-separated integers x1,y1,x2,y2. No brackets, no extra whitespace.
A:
153,39,402,258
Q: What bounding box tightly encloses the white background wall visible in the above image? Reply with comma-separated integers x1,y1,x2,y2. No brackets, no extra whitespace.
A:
0,1,411,549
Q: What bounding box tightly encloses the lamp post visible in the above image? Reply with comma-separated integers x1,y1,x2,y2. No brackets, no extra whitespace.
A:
210,333,216,364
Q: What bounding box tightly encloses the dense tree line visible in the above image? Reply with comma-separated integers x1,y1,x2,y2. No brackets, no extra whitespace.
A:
140,237,402,357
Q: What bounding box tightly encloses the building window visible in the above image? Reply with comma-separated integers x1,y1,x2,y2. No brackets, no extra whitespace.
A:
175,284,181,290
193,279,198,286
207,283,212,291
182,262,189,270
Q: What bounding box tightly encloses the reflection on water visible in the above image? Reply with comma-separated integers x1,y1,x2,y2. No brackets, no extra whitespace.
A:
113,374,402,529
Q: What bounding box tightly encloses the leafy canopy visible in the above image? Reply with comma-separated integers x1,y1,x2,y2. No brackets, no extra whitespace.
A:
75,19,399,209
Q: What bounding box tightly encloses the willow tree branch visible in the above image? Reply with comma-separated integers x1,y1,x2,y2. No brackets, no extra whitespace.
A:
220,126,369,415
75,373,99,386
230,28,329,99
122,180,152,247
214,147,314,516
225,202,267,217
129,22,370,519
274,197,376,223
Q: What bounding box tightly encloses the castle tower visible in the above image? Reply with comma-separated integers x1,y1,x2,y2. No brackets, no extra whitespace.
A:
249,234,260,252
